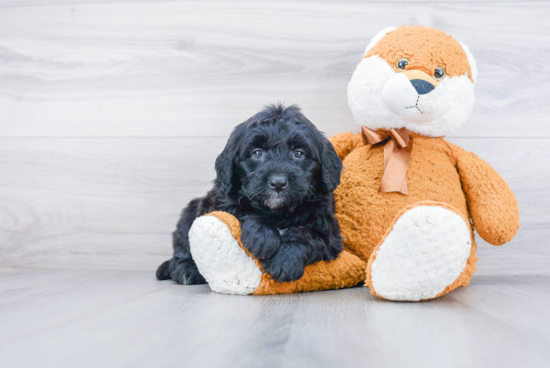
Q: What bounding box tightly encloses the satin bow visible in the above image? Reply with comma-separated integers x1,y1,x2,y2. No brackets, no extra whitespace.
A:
361,126,414,195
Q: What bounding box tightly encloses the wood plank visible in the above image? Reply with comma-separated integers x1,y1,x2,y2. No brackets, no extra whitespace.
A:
0,137,222,270
0,269,548,368
0,1,548,138
0,268,175,343
280,279,550,368
0,137,547,274
448,276,550,341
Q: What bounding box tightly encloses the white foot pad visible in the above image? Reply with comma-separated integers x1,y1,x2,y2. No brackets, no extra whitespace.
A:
189,216,262,295
370,205,471,301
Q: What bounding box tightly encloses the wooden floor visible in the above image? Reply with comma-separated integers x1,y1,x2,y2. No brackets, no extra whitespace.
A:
1,268,549,368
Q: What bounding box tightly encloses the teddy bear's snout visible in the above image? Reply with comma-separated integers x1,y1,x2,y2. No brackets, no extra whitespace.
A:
381,69,449,124
403,69,439,95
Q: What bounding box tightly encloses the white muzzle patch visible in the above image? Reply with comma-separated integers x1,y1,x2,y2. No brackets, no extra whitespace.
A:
381,73,449,123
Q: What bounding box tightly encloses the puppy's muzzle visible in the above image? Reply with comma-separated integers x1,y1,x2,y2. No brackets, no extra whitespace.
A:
381,69,449,123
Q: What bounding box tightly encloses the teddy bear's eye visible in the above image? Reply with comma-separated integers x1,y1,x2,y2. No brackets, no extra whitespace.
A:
396,58,409,71
434,67,446,80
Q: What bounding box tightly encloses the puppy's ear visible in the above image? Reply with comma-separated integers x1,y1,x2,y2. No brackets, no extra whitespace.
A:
215,122,246,196
319,139,343,194
291,109,343,194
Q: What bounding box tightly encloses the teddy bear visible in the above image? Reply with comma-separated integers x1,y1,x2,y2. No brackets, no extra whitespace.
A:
188,25,519,300
329,25,519,301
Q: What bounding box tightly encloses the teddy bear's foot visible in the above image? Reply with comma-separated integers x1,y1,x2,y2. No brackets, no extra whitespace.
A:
189,212,262,295
189,211,367,295
367,202,472,301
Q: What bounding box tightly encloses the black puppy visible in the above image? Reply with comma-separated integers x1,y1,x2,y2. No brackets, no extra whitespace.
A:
156,104,343,284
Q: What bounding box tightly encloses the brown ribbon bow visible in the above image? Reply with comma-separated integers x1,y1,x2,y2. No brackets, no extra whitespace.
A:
361,126,414,195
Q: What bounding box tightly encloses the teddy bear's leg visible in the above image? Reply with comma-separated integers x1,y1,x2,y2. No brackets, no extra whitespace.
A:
366,202,474,301
189,211,367,295
189,212,263,295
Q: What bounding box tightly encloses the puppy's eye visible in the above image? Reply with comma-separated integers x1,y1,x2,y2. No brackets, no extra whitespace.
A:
252,149,263,159
396,58,409,71
434,67,446,80
293,149,304,159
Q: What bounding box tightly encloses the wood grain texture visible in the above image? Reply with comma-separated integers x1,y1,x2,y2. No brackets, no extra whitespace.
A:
0,269,549,368
0,137,548,274
0,1,548,275
0,1,549,138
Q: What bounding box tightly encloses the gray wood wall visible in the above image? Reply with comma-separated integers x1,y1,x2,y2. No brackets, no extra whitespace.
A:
1,0,548,275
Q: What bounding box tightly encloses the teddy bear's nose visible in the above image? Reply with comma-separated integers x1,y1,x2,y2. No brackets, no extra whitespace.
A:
410,79,435,95
402,70,439,95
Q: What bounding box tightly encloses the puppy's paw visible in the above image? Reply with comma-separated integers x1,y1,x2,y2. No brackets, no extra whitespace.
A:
156,260,171,280
169,258,207,285
241,220,280,260
262,255,305,283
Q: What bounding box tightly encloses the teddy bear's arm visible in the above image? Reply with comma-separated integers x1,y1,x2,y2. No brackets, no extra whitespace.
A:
329,132,363,160
449,143,519,245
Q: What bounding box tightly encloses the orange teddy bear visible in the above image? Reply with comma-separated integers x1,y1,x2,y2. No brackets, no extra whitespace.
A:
331,25,519,300
188,26,519,300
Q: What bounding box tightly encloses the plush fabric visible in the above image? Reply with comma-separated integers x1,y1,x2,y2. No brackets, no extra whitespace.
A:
365,201,475,301
330,130,518,301
196,211,367,295
365,26,474,82
190,214,262,295
348,54,476,137
337,25,520,300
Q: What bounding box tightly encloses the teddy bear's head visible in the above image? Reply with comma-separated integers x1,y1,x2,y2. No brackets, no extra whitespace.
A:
348,26,477,137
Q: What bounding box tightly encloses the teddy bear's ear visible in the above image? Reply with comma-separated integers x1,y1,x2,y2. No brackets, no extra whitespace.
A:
363,27,397,57
459,42,478,85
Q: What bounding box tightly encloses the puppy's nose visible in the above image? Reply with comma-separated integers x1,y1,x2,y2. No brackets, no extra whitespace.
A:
403,70,438,95
269,175,288,192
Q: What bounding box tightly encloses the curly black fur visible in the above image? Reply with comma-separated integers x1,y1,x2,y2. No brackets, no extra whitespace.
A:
156,104,344,284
